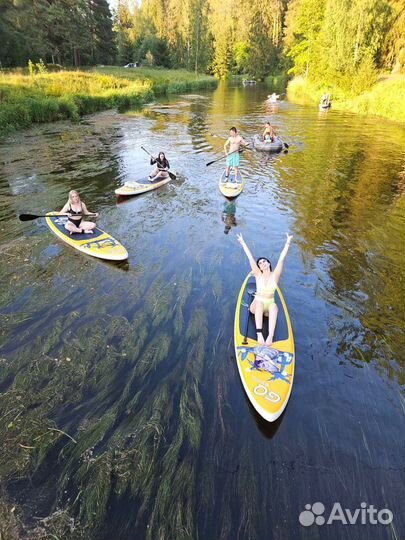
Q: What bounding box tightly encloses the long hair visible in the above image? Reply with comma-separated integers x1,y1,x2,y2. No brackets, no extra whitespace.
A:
67,190,81,205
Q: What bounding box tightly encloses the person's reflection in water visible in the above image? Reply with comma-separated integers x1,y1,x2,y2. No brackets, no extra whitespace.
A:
222,201,237,234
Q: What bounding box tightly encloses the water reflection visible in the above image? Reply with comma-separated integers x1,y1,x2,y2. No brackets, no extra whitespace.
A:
221,200,237,234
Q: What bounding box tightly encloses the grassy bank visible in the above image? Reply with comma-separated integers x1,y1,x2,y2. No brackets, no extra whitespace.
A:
265,73,289,94
0,67,217,137
287,75,405,123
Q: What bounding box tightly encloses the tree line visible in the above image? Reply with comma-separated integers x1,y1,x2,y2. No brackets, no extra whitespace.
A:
1,0,403,84
1,0,116,67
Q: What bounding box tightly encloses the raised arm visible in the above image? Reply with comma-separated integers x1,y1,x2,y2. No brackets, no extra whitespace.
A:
237,233,260,275
273,233,293,282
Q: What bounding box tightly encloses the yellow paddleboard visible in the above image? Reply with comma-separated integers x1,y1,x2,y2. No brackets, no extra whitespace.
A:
115,175,173,196
45,213,128,261
234,273,295,422
219,169,245,198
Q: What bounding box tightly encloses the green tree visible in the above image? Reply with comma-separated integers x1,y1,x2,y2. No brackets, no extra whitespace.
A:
383,0,405,72
284,0,326,77
88,0,117,64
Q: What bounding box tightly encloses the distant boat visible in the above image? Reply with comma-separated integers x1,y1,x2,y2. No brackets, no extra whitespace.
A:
242,79,257,86
319,94,331,110
268,93,280,103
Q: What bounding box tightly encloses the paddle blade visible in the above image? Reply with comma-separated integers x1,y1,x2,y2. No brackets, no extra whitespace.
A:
283,142,289,149
168,171,177,180
19,213,41,221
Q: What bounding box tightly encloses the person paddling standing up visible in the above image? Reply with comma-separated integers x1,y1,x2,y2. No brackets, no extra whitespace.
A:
224,127,248,187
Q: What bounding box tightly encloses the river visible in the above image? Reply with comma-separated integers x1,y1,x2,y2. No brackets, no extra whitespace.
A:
0,81,404,540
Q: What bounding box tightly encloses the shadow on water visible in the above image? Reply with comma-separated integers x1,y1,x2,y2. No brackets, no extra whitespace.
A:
0,82,404,539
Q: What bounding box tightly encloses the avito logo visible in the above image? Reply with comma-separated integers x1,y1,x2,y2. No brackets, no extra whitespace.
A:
299,502,393,526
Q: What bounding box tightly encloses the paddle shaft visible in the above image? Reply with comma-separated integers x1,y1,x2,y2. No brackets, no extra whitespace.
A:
140,146,176,180
242,289,255,345
19,213,97,222
206,145,249,167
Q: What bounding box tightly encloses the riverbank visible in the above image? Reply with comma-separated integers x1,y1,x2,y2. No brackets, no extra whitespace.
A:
287,75,405,123
0,67,218,137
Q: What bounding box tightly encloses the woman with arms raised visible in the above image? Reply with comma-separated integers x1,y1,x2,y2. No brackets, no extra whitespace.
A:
237,233,293,346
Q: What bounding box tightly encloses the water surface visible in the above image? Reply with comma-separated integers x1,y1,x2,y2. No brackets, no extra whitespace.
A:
0,82,404,540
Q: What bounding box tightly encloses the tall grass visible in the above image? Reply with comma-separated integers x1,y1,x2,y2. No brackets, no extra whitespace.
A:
0,67,217,137
287,75,405,123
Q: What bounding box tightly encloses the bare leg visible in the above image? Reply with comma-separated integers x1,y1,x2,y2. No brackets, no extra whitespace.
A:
152,170,169,181
80,220,96,234
149,168,159,179
265,303,279,346
225,166,230,179
65,221,83,234
250,299,265,345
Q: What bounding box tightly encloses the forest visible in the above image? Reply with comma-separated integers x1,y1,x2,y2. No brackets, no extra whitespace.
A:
1,0,404,80
1,0,404,120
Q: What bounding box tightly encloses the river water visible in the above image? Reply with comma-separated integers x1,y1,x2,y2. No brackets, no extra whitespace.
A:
0,82,404,540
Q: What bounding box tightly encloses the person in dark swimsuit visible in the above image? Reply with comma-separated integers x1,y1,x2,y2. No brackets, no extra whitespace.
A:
60,190,98,234
149,152,170,182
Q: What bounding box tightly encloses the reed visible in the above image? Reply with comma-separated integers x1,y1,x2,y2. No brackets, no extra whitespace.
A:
287,74,405,123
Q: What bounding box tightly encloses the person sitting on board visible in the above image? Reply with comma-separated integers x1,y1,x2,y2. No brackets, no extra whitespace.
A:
149,152,170,181
60,190,98,235
320,93,330,106
224,127,248,188
237,232,293,346
262,122,277,142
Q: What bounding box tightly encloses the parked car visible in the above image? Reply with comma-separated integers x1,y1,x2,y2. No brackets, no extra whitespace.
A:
124,63,138,68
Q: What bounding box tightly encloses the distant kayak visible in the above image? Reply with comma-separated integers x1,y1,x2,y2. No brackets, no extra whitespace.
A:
219,169,245,198
115,175,173,197
253,135,283,152
234,273,295,422
319,101,331,110
45,213,128,261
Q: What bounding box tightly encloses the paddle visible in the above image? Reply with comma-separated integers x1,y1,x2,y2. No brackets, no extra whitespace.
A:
19,213,97,222
242,286,256,345
140,146,176,180
206,144,250,167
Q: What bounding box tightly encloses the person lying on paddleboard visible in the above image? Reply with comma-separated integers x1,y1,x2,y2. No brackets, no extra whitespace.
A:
237,232,293,346
262,122,277,142
60,190,98,235
224,127,248,187
149,152,170,181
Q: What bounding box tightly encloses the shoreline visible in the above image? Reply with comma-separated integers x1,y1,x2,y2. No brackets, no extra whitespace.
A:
0,67,218,138
285,75,405,124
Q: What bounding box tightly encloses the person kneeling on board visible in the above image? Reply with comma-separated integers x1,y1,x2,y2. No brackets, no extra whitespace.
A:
262,122,277,142
149,151,170,181
60,190,98,235
237,232,293,346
